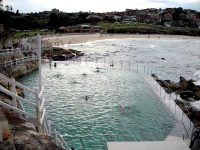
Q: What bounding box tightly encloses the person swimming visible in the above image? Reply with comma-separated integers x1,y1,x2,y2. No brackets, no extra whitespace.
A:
54,62,57,67
119,106,124,111
85,96,88,101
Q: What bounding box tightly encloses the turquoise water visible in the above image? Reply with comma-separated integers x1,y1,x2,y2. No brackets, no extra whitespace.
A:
17,61,176,150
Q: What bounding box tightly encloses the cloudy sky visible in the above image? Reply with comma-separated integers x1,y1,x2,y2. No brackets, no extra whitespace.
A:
2,0,200,13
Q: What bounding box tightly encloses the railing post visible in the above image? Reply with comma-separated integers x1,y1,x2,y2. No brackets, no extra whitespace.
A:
190,125,195,140
0,131,2,142
169,93,171,108
35,89,41,133
175,103,176,114
153,76,155,87
54,129,58,145
164,91,166,101
156,81,158,90
182,112,184,123
37,34,42,92
48,120,51,136
160,86,161,96
11,78,17,108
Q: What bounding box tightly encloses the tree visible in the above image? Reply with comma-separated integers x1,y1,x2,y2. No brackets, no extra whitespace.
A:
0,10,15,29
49,13,59,28
0,0,3,10
5,5,9,11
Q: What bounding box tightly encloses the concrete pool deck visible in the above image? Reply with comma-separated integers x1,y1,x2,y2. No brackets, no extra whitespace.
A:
107,141,191,150
141,73,195,140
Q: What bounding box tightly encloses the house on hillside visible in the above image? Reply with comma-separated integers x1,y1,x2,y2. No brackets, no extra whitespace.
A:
136,14,149,23
164,13,173,21
80,25,100,33
59,25,101,33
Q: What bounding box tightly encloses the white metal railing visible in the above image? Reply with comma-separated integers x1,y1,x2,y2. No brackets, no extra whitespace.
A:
0,55,38,68
0,48,21,54
0,73,51,135
54,129,71,150
0,35,69,149
0,35,52,139
138,64,197,141
0,116,3,142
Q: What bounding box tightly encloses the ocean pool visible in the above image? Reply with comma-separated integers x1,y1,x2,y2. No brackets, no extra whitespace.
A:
17,61,176,150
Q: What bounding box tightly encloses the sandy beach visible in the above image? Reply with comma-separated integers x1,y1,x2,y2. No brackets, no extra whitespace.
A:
42,33,200,46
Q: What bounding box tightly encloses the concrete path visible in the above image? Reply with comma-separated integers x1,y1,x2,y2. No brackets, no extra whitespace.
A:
107,141,190,150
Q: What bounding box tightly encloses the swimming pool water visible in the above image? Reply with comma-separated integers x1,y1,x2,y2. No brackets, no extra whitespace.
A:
17,61,176,150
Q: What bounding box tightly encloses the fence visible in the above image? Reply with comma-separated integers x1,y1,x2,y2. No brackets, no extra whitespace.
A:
137,63,196,141
0,48,21,54
54,129,71,150
0,55,38,69
0,73,51,135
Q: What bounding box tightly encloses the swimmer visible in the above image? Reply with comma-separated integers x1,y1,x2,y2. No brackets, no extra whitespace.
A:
119,106,124,111
54,62,57,67
85,96,88,101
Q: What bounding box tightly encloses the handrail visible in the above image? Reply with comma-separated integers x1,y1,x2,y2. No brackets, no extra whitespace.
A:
0,73,35,95
40,108,46,124
0,48,21,54
38,85,44,99
0,55,38,69
0,100,36,119
0,36,63,148
39,98,46,112
139,64,196,141
54,129,71,150
0,85,36,107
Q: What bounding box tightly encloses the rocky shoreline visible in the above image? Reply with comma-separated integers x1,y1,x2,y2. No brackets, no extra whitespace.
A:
152,74,200,149
43,47,84,61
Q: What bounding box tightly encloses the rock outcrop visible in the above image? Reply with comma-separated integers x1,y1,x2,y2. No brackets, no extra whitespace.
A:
153,74,200,149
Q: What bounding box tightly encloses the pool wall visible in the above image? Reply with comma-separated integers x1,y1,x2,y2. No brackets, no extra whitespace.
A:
138,64,195,142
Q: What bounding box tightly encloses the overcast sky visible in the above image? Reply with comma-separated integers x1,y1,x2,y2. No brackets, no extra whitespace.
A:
3,0,200,13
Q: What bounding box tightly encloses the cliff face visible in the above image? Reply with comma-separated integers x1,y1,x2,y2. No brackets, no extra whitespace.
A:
0,24,15,49
0,52,38,78
0,105,64,150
